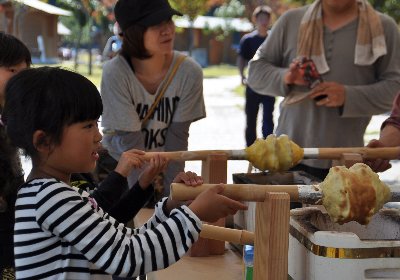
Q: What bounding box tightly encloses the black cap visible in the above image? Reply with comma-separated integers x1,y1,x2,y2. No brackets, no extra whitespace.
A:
115,0,183,31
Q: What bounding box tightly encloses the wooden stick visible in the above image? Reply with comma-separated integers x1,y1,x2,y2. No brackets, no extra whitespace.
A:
305,147,400,160
170,183,300,202
142,150,246,161
142,146,400,163
200,224,254,245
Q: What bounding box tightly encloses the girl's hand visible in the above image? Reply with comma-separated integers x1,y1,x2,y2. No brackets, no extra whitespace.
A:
114,149,145,177
173,171,203,186
165,171,204,213
188,184,248,223
138,154,168,189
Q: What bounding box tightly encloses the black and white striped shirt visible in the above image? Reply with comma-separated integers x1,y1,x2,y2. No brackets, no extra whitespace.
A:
14,178,201,279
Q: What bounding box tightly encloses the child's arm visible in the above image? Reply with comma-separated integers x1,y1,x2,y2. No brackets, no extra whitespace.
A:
106,153,168,223
106,180,154,223
35,175,247,277
107,169,197,226
36,180,201,277
80,149,145,213
75,172,128,212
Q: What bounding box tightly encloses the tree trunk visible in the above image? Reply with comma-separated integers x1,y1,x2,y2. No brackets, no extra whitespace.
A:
188,21,194,56
88,47,92,75
74,27,83,71
87,18,93,75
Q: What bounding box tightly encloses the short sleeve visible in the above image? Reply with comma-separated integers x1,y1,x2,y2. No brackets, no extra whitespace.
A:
171,58,206,123
101,56,142,132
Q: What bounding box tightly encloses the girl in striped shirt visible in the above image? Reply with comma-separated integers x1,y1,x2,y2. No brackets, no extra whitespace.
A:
2,67,247,280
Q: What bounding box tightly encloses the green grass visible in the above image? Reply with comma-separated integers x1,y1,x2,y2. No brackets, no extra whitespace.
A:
33,60,103,88
36,58,239,88
63,63,103,88
233,84,245,97
59,61,103,88
67,62,238,87
202,64,239,78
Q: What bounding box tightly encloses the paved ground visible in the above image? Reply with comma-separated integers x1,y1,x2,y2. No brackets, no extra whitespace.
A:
21,75,400,185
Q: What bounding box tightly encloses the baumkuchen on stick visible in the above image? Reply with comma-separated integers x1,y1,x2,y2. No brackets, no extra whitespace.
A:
142,134,400,172
200,224,254,245
171,164,399,225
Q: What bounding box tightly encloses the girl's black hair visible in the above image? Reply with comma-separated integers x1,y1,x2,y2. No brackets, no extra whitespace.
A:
0,32,32,67
2,67,103,158
121,24,152,59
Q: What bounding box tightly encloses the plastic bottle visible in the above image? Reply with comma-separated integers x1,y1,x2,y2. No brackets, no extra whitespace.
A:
243,245,254,280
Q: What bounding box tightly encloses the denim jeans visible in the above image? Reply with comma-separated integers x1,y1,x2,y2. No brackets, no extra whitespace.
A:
245,86,275,147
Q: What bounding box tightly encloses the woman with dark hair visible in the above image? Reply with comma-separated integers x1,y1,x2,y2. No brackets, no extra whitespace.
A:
0,32,31,279
101,0,206,197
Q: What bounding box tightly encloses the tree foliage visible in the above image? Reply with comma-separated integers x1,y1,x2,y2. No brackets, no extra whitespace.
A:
284,0,400,22
369,0,400,23
214,0,245,18
169,0,209,21
214,0,245,39
168,0,208,55
57,0,110,46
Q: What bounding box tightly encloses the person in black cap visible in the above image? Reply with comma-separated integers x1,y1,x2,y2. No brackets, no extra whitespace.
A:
101,0,206,201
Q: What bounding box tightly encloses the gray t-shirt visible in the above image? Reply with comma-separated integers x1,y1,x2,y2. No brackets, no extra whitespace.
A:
101,52,205,148
248,6,400,169
100,52,206,191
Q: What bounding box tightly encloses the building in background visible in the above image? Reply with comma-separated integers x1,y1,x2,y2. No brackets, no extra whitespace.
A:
0,0,71,63
174,15,253,66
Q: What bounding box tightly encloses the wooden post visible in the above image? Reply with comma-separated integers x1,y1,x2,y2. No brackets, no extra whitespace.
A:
189,153,228,256
253,192,290,280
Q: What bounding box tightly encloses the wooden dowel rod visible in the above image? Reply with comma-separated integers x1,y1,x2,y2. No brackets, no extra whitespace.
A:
142,150,246,161
143,147,400,163
170,183,300,202
200,224,254,245
315,147,400,160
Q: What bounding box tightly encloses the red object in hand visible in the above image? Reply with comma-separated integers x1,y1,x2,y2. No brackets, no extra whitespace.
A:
297,57,326,101
297,57,323,89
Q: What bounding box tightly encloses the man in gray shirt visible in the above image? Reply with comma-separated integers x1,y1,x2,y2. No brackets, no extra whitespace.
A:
248,0,400,179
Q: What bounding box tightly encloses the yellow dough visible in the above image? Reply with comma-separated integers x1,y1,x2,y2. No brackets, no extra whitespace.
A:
320,163,391,225
245,134,304,172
